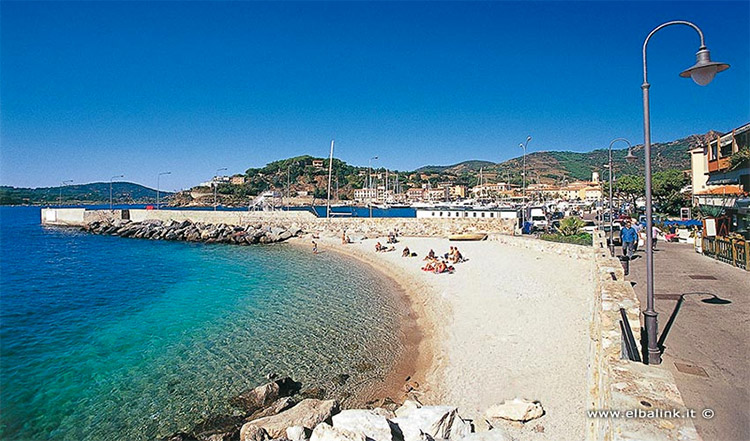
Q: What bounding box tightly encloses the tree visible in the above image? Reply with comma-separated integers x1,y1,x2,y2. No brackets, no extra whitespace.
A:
652,169,689,215
615,175,644,210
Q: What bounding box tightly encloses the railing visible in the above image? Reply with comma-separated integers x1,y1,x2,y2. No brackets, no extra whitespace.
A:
702,236,749,270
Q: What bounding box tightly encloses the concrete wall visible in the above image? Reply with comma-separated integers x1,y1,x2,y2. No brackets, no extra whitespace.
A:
41,208,86,226
41,208,517,237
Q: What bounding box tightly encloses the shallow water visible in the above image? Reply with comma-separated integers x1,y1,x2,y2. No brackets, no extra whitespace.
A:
0,206,404,440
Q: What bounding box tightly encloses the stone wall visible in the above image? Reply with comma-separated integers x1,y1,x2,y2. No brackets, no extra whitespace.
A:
587,232,699,441
487,232,700,441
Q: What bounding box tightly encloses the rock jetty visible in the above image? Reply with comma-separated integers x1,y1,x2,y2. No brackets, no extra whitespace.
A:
81,219,304,245
161,376,519,441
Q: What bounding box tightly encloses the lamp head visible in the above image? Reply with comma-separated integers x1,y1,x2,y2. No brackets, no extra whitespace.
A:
625,149,637,163
679,47,729,86
526,136,532,143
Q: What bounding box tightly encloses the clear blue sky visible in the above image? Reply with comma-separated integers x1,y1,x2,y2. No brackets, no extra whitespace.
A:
1,1,748,190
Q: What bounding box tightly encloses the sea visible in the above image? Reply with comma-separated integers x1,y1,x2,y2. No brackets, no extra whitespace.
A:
0,206,406,441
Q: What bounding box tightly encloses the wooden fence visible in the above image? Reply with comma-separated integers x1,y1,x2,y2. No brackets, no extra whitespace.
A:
702,236,749,270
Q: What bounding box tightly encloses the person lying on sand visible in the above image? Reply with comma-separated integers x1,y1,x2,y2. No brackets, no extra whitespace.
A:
375,242,384,252
402,247,410,257
421,261,436,271
434,260,455,274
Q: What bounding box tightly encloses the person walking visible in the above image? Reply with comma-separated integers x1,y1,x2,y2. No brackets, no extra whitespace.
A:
651,225,662,250
620,220,637,258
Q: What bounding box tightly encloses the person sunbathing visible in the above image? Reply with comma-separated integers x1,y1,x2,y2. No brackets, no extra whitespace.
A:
375,242,383,252
402,247,411,257
421,261,436,271
424,249,436,261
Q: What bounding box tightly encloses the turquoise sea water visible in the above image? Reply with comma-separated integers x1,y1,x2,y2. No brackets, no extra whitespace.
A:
0,206,404,440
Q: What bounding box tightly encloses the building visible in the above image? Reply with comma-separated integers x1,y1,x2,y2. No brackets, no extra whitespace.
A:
692,123,750,236
312,159,324,168
449,185,468,199
416,206,520,220
353,188,377,202
406,188,425,202
230,176,246,185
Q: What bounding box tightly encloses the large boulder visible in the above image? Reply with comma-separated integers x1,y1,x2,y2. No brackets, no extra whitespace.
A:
247,397,297,421
484,399,543,423
230,378,301,414
331,409,402,441
390,406,466,440
310,423,366,441
239,424,269,441
244,399,340,439
286,425,311,441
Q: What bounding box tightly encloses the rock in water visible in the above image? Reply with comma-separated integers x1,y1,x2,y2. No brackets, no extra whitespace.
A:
247,397,297,421
230,377,302,413
240,425,269,441
310,423,366,441
331,409,401,441
243,399,340,439
484,399,544,423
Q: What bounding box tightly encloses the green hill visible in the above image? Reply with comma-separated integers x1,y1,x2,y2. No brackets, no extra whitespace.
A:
0,182,170,205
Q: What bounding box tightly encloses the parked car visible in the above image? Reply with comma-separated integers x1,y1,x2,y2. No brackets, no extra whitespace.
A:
582,220,597,234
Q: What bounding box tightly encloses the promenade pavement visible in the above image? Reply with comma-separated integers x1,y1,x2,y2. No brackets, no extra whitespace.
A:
625,241,749,441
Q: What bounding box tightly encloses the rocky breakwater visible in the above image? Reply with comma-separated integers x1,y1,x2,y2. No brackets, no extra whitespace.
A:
162,376,541,441
81,219,304,245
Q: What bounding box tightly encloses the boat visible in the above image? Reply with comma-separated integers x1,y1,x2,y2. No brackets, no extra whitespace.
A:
448,233,488,241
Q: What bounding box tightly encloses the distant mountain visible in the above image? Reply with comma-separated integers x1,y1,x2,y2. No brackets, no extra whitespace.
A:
184,132,700,205
433,135,698,183
415,160,496,174
0,182,171,205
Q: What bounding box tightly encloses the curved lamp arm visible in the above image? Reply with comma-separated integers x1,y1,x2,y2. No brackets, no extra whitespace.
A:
643,20,705,85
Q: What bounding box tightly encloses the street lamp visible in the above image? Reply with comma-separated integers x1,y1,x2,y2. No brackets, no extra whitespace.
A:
640,20,729,365
519,136,531,229
214,167,228,211
369,156,378,218
605,138,634,256
59,180,73,207
110,175,124,210
157,171,171,210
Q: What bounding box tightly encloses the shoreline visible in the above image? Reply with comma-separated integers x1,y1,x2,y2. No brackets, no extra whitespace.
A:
288,236,443,407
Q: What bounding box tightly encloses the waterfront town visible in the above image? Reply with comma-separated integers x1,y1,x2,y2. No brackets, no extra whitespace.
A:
2,2,749,441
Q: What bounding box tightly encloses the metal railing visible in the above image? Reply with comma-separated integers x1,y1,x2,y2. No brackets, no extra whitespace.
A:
702,236,749,270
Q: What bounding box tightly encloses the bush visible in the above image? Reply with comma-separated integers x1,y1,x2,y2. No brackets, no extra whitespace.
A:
559,216,585,236
540,233,592,246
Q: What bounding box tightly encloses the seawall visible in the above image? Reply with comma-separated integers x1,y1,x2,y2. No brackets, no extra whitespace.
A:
41,208,517,236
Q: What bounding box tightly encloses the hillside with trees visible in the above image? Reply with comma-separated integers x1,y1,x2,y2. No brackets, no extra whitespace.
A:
0,182,169,205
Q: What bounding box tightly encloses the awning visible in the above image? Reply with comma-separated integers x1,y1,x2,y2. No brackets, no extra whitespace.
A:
706,167,748,185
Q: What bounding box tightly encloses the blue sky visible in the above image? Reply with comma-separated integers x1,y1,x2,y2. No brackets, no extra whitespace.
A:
1,1,748,190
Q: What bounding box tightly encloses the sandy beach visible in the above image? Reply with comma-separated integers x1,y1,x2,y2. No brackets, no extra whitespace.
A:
314,235,596,440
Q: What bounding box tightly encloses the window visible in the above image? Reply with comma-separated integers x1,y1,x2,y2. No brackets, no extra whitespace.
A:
490,213,495,218
432,212,435,217
440,211,443,217
481,212,485,218
473,213,477,217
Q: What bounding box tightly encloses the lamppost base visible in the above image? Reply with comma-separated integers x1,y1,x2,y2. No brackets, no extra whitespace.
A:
644,309,662,365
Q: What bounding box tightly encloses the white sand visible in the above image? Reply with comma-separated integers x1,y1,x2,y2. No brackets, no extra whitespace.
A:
317,236,595,440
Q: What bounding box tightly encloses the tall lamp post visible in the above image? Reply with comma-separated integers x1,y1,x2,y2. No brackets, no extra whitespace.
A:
110,175,124,211
157,171,171,210
368,156,378,218
519,136,531,229
214,167,228,211
59,180,73,207
640,20,729,365
606,138,636,256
